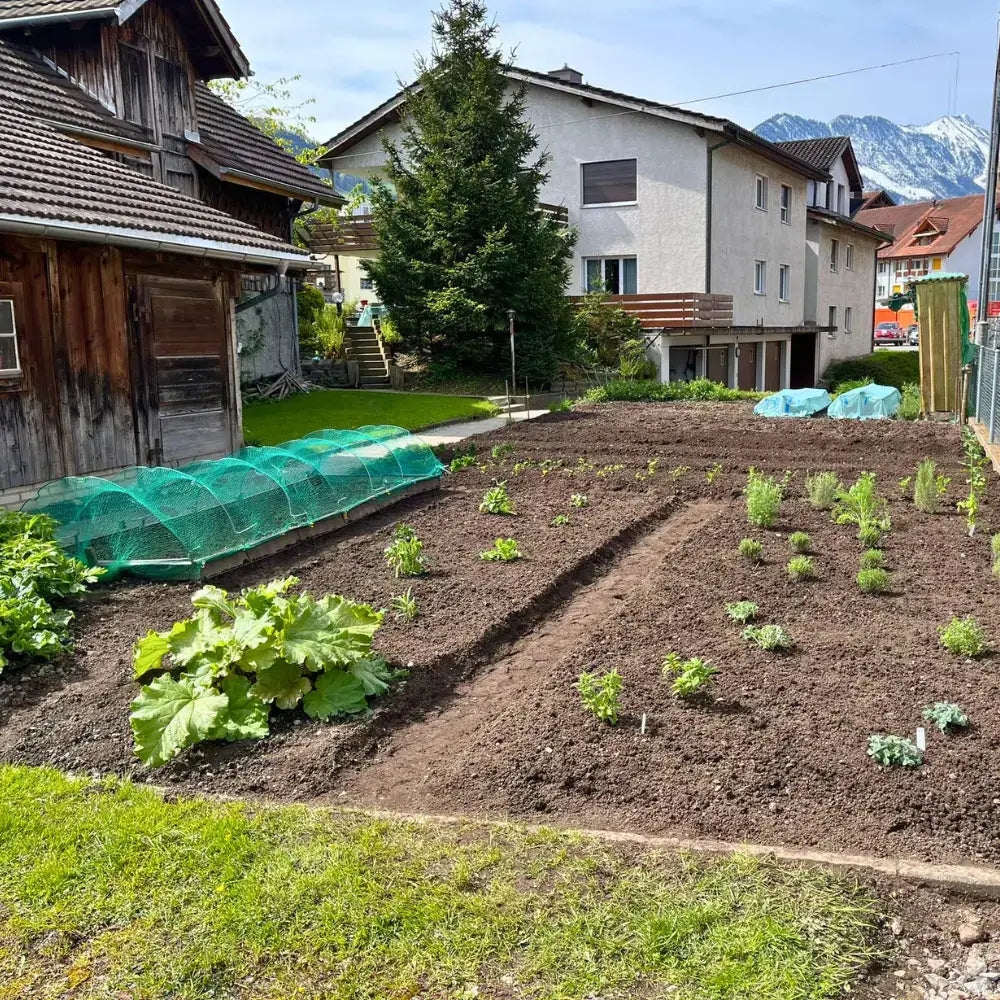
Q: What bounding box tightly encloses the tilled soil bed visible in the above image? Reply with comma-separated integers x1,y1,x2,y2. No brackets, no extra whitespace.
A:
4,402,1000,867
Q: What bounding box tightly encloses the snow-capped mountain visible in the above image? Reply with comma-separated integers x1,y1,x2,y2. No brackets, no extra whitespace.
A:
755,113,990,204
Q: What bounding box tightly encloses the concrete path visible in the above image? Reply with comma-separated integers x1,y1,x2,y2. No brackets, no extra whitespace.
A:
418,408,551,446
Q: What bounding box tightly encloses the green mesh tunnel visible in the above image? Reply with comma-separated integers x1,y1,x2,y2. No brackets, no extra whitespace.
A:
23,426,443,581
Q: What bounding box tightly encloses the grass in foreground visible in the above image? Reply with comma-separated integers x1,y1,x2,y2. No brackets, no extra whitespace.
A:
0,767,880,1000
243,389,496,445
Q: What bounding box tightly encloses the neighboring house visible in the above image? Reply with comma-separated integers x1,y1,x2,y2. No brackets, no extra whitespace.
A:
855,194,988,320
317,65,883,389
0,0,339,504
855,190,897,213
306,214,380,304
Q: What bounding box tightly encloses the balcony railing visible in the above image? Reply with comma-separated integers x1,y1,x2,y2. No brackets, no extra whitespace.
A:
571,292,734,330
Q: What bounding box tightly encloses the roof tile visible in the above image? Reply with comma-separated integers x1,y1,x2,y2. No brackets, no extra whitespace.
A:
855,194,984,260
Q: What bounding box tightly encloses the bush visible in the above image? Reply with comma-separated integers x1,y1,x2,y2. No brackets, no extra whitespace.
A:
573,289,643,369
618,338,657,381
661,653,717,699
786,555,815,582
296,284,327,356
857,568,890,594
385,525,428,578
584,378,764,405
922,702,969,733
789,532,811,554
805,471,841,511
745,468,783,528
725,601,759,625
742,624,792,651
867,734,922,768
938,617,988,657
738,538,763,562
576,669,623,724
822,351,920,392
834,378,873,396
899,382,921,421
860,549,886,570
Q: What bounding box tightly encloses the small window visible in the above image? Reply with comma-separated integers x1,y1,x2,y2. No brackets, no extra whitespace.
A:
828,305,838,330
755,174,768,211
581,159,637,206
837,184,846,214
584,256,637,295
878,261,888,275
359,277,374,290
754,260,767,296
830,239,840,272
846,244,855,271
0,299,20,375
778,264,790,302
845,306,853,333
780,185,791,224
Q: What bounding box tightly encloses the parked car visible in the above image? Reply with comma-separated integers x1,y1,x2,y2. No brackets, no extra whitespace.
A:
874,321,905,345
908,325,919,346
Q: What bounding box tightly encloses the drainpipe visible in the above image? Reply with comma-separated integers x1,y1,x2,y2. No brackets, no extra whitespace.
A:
706,138,734,293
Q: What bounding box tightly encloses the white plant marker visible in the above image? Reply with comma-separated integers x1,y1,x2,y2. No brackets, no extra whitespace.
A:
916,727,927,752
640,713,647,735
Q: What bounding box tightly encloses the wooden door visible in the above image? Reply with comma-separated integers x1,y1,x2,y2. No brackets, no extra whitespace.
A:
737,343,757,391
706,346,729,384
764,342,782,392
137,275,235,465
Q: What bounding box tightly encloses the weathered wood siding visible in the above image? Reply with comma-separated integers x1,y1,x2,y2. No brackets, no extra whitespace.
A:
198,175,298,242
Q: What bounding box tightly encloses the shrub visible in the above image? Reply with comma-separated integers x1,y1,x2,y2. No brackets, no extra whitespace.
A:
805,471,841,511
744,467,783,528
832,473,891,546
834,378,873,395
391,589,419,621
130,578,396,767
860,549,885,570
938,617,988,657
551,514,571,527
867,734,923,768
479,481,516,515
573,289,643,369
742,624,792,651
725,601,759,625
857,568,890,594
480,538,523,562
583,378,764,405
898,382,922,421
738,538,763,562
570,494,589,508
823,351,920,392
922,702,969,733
789,532,811,554
619,338,658,381
575,669,623,724
913,459,939,514
661,652,717,699
786,555,815,582
384,525,428,578
548,398,573,413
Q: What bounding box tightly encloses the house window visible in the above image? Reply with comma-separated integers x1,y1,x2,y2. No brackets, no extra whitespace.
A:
581,159,637,206
878,261,888,275
359,277,374,290
778,264,790,302
585,257,638,295
780,185,791,224
837,184,846,214
845,306,853,333
830,239,840,272
754,260,767,296
119,43,152,127
846,244,855,271
828,305,838,330
755,174,768,211
0,300,20,375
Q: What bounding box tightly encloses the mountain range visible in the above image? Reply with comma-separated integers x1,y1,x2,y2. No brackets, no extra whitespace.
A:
755,113,990,204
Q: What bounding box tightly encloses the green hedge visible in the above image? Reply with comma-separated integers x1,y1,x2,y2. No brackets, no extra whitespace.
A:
822,351,919,391
584,378,764,404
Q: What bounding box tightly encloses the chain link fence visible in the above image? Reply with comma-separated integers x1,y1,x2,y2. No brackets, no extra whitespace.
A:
974,318,1000,443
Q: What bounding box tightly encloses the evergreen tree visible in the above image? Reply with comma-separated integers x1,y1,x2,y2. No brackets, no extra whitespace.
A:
363,0,576,382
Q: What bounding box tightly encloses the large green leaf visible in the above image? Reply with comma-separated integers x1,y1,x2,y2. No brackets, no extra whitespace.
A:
208,675,271,743
249,660,312,710
241,577,299,617
282,595,383,670
281,600,338,670
319,596,384,663
130,674,228,767
168,612,233,668
191,585,237,621
133,630,171,679
348,657,402,698
302,669,368,721
232,607,272,650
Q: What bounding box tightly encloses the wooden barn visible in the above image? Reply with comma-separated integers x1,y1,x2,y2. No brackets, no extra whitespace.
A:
0,0,342,504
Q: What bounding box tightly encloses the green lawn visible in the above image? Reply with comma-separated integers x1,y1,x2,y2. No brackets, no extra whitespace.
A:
243,390,497,446
0,766,880,1000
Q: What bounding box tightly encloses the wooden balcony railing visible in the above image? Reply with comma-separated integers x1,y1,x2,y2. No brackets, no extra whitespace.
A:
571,292,734,330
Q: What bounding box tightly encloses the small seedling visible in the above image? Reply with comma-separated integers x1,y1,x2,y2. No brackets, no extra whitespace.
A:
390,589,419,621
744,467,783,528
857,568,890,594
479,481,516,515
596,463,625,479
786,555,815,582
384,525,428,578
706,462,723,485
576,669,623,724
725,601,759,625
742,624,792,651
670,465,691,481
992,533,1000,577
491,443,516,461
570,494,589,509
636,458,660,482
511,460,535,476
480,538,523,562
738,538,763,562
898,476,912,494
449,448,477,473
661,652,717,699
868,734,923,768
789,532,811,554
913,459,939,514
551,514,571,527
922,702,969,733
805,471,841,510
938,617,988,657
539,459,563,476
859,549,885,570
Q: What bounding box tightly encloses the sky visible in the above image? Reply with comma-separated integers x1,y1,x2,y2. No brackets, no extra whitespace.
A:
218,0,1000,143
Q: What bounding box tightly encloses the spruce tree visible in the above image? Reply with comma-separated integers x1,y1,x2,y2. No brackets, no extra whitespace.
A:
363,0,576,382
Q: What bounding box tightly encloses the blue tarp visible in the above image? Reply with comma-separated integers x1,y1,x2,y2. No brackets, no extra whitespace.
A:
754,388,832,418
828,384,901,420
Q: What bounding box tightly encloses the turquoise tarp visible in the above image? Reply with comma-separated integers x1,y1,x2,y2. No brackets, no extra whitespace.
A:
828,384,902,421
754,388,832,418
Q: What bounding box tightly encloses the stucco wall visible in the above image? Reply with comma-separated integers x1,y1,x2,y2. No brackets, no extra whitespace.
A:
710,144,808,326
946,228,983,295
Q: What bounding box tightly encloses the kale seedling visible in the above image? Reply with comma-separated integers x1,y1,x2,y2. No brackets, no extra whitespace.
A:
868,734,923,768
922,702,969,733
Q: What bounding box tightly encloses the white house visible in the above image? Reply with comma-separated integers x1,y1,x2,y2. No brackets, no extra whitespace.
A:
318,66,885,389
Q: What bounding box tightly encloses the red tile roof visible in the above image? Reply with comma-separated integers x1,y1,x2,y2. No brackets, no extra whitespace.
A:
855,194,984,260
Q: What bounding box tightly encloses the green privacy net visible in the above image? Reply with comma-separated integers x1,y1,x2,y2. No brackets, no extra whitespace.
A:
22,426,444,581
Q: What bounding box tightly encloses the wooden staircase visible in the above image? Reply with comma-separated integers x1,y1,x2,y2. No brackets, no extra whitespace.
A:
347,326,390,387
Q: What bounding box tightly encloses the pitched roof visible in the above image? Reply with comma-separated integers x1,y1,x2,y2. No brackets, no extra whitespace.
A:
856,190,896,211
0,104,309,264
855,194,985,260
775,136,864,193
321,67,830,182
192,84,342,207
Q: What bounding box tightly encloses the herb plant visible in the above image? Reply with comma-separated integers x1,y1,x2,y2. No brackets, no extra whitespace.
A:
856,568,890,594
744,468,783,528
390,589,419,621
789,532,811,554
670,465,691,481
130,578,396,767
551,514,571,527
913,459,939,514
738,538,763,562
805,471,841,511
384,525,428,578
661,653,717,699
742,624,792,651
832,473,891,546
992,533,1000,577
479,481,516,515
868,734,923,768
570,494,589,508
938,617,988,657
859,549,885,570
575,669,623,724
786,555,815,582
922,702,969,733
725,601,759,625
706,462,723,485
480,538,523,562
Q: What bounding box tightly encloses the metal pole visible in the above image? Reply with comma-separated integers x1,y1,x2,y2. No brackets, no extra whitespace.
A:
977,14,1000,343
507,309,516,397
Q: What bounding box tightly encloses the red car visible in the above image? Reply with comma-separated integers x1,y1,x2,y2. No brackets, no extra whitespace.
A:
874,321,904,345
